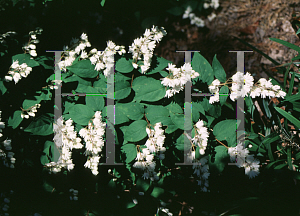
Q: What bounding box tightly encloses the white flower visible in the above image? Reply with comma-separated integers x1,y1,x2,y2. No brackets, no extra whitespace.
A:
81,33,88,41
207,13,216,21
13,73,21,84
183,6,192,19
11,60,19,69
4,76,12,82
29,50,37,57
80,50,88,59
29,44,36,49
31,34,36,39
203,3,210,9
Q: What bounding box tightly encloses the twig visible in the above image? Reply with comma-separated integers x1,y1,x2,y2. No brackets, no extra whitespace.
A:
215,138,228,149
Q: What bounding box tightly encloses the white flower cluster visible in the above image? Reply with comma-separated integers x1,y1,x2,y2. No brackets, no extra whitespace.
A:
0,112,15,169
89,40,126,77
58,33,92,72
23,27,43,57
187,150,210,192
250,78,286,99
133,122,166,181
49,79,63,90
79,111,106,176
193,120,209,155
69,188,78,201
228,142,260,179
157,207,173,216
182,6,205,27
0,111,3,138
203,0,220,9
0,31,16,44
46,117,84,173
129,25,167,74
161,63,199,98
4,60,33,84
185,120,210,191
21,103,41,119
0,190,13,214
208,72,286,104
0,139,15,169
59,33,126,78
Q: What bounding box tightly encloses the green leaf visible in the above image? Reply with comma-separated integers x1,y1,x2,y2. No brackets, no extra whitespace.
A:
66,59,98,78
191,52,214,84
166,101,182,113
63,101,75,114
213,119,241,147
42,141,60,164
125,201,137,209
12,53,39,67
50,143,60,162
115,57,134,73
0,80,7,95
150,187,164,198
124,120,148,142
270,38,300,54
145,105,169,123
274,107,300,130
93,77,107,94
108,179,116,190
136,178,150,192
166,6,184,16
162,117,178,134
22,91,51,110
40,154,50,165
75,83,95,93
35,56,54,70
175,133,191,151
159,71,169,77
146,56,172,75
283,93,300,103
115,73,131,82
192,102,205,122
219,85,229,106
42,181,55,193
209,145,229,173
68,104,95,126
115,102,144,125
24,116,54,136
274,163,288,169
86,95,105,112
7,110,23,129
143,104,178,133
200,97,221,118
132,76,166,102
100,0,105,7
166,102,191,130
169,110,189,130
212,55,226,83
115,80,131,100
121,144,137,163
64,74,92,86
